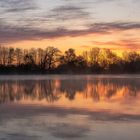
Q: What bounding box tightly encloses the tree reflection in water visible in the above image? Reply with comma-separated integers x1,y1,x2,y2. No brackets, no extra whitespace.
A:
0,78,139,104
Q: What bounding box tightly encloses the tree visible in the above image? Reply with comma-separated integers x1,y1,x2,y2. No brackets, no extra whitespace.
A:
37,48,44,68
122,51,140,72
82,51,88,65
29,48,38,65
0,47,9,66
0,45,139,74
123,51,140,62
63,48,76,64
24,54,35,66
15,48,23,66
89,48,100,65
98,49,119,70
7,48,15,65
40,46,61,70
75,56,87,68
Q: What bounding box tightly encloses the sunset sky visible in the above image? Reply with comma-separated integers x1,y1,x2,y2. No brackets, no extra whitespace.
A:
0,0,140,53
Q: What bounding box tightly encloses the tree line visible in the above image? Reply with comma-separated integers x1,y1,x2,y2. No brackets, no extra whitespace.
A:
0,46,140,74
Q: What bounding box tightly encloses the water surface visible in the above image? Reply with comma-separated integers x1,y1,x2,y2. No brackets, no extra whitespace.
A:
0,75,140,140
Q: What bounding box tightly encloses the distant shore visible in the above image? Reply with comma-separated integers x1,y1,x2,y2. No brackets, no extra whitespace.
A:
0,47,139,75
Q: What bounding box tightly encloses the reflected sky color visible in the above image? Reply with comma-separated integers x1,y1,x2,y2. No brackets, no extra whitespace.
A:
0,75,140,140
0,0,140,52
0,76,140,115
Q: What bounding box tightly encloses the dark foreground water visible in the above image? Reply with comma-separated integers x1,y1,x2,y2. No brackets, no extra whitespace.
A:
0,75,140,140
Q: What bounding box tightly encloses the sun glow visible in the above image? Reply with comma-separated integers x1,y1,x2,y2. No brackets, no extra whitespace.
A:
6,28,139,55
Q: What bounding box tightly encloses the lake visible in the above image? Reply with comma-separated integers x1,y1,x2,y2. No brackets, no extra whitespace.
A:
0,75,140,140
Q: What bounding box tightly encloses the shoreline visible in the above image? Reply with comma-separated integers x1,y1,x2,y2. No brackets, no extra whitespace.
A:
0,74,139,81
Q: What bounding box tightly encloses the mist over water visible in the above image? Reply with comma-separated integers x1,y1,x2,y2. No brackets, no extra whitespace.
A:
0,75,140,140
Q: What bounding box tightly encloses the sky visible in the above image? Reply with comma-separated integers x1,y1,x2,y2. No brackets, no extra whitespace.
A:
0,0,140,53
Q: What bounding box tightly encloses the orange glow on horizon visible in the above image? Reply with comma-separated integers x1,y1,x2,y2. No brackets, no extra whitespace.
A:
4,29,139,55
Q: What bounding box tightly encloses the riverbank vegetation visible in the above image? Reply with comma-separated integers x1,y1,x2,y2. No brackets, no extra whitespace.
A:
0,46,140,74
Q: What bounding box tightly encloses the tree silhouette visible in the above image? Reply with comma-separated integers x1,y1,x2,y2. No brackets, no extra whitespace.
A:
40,47,61,71
0,45,139,74
15,48,23,66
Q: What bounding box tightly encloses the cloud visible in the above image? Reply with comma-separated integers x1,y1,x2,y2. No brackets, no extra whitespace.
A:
89,22,140,31
63,0,127,4
0,21,140,43
0,0,92,30
92,39,140,50
48,5,89,21
0,0,37,13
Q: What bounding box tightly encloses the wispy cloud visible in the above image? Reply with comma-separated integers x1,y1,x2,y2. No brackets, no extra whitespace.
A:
0,21,140,43
0,0,139,51
89,22,140,31
0,0,37,13
48,5,90,21
92,39,140,50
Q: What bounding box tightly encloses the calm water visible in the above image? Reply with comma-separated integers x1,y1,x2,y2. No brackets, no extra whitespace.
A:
0,75,140,140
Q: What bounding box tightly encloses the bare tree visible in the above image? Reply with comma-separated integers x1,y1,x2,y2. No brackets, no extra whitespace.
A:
15,48,23,66
89,48,100,65
64,48,76,63
41,46,61,70
0,47,9,66
7,48,15,65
